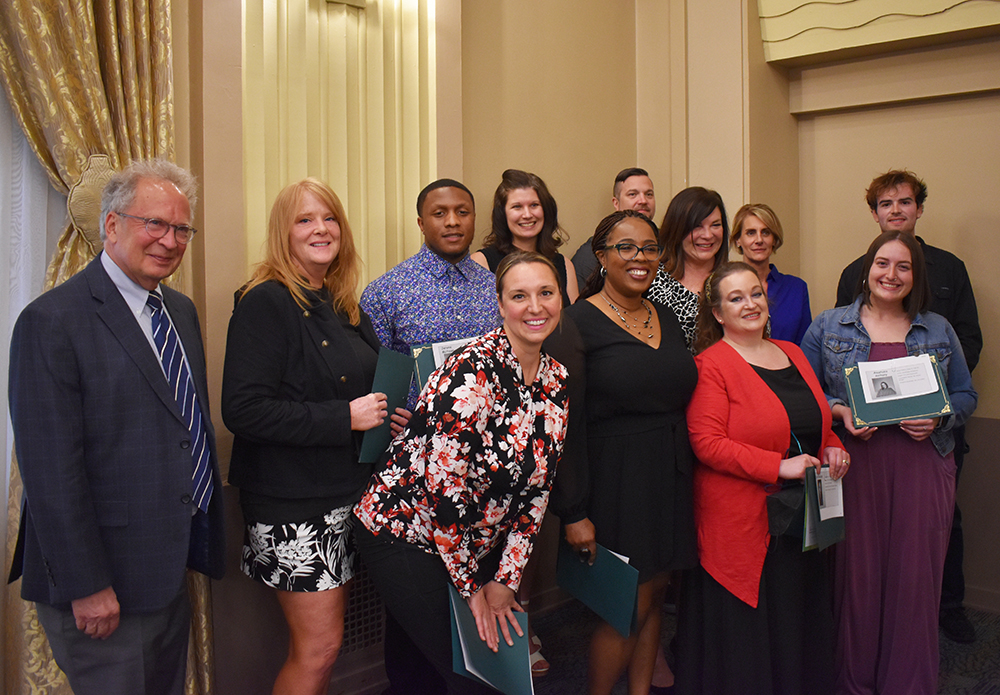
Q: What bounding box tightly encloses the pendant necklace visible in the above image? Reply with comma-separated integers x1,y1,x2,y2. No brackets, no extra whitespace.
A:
600,291,654,339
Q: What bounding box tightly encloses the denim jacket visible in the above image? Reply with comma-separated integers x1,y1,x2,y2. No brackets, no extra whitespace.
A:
801,297,977,457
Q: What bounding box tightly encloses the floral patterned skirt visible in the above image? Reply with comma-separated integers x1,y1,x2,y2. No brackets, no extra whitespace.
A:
242,504,357,592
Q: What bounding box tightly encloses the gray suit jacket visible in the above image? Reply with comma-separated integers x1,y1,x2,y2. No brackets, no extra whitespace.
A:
8,255,225,612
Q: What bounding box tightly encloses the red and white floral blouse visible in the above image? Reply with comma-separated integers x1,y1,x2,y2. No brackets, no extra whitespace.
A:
355,328,569,597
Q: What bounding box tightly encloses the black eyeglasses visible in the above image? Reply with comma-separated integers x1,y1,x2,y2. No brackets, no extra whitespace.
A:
116,212,198,244
603,242,662,261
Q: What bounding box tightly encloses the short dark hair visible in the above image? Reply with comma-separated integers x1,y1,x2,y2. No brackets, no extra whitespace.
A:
865,170,927,211
693,261,763,354
416,178,475,217
613,167,650,199
483,169,565,257
659,187,729,281
857,231,930,320
580,209,659,300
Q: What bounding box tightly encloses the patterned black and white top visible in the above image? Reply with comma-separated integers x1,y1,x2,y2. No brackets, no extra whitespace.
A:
646,266,699,351
355,328,569,597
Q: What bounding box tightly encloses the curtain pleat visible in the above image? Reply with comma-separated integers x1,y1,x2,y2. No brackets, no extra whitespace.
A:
242,0,437,286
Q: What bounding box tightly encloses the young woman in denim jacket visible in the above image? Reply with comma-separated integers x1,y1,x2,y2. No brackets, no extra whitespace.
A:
802,231,977,695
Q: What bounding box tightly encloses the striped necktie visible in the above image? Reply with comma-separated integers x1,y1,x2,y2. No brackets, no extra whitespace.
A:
147,291,214,513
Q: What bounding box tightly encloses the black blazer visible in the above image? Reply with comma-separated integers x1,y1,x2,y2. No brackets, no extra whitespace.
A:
223,280,380,504
8,255,226,612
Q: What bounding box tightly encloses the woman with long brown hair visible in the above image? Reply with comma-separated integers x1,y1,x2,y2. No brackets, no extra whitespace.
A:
803,232,977,694
472,168,579,305
646,186,730,350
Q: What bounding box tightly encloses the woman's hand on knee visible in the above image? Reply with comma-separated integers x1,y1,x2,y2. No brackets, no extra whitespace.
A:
467,581,523,651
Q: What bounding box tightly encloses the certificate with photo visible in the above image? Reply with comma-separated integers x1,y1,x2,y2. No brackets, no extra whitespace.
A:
844,354,952,428
803,466,845,551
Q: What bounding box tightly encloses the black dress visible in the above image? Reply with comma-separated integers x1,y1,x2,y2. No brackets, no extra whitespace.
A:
478,245,572,306
545,300,697,581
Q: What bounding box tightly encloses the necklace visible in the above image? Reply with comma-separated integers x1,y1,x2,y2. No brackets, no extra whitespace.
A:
600,292,654,339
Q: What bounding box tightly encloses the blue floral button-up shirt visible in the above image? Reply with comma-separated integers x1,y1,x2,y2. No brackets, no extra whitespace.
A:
360,245,502,408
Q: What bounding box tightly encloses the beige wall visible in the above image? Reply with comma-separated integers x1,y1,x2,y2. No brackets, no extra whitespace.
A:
682,0,802,271
687,0,745,213
794,41,1000,611
744,2,800,273
173,0,246,468
635,0,688,198
461,0,640,250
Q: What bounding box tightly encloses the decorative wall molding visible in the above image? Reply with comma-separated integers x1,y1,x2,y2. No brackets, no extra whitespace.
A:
758,0,1000,63
788,35,1000,114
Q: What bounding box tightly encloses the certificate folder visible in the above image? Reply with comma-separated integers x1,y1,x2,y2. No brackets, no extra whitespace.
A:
803,467,845,551
412,337,477,391
449,585,533,695
844,355,951,429
358,349,414,463
411,343,437,392
556,541,639,638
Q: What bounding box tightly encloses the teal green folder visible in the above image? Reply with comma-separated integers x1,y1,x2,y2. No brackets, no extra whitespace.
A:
844,356,951,429
448,585,533,695
556,541,639,638
411,343,437,392
358,349,415,463
803,466,845,551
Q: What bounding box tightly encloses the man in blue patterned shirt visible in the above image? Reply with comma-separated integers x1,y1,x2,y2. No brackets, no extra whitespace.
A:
361,179,502,410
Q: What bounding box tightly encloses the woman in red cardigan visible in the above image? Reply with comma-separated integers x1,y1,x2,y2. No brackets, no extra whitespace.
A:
676,262,849,695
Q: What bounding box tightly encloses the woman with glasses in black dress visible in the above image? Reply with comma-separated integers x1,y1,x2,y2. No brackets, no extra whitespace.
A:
547,210,697,695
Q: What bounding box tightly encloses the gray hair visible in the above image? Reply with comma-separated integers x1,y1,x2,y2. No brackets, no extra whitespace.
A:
100,159,198,240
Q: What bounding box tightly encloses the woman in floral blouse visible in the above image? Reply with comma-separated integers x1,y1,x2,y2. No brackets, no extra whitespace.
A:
355,251,569,694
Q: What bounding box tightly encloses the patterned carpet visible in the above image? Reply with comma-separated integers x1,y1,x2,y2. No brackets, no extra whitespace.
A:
530,601,1000,694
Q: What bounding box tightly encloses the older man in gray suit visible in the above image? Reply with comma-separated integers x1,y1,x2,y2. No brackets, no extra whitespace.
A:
8,159,225,695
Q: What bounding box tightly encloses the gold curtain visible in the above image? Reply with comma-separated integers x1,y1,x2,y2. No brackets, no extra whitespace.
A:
242,0,438,286
0,2,213,694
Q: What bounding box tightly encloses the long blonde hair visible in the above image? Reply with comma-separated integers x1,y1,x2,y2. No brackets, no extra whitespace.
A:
242,178,361,323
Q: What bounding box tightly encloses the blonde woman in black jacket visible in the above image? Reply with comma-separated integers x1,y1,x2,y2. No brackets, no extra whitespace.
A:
223,178,392,695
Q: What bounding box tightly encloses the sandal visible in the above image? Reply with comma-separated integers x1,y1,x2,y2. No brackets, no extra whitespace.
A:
529,634,550,677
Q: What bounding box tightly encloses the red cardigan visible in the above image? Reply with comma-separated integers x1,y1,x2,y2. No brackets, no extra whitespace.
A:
686,339,844,607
